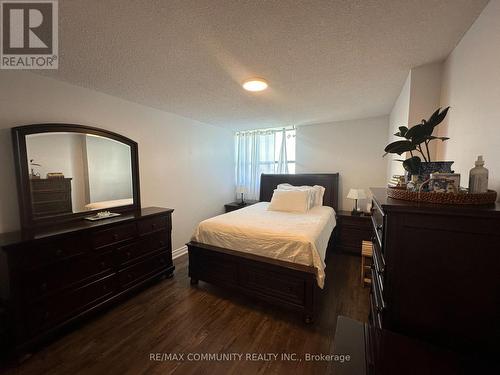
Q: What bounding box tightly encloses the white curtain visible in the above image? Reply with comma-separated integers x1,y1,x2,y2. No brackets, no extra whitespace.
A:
235,128,289,200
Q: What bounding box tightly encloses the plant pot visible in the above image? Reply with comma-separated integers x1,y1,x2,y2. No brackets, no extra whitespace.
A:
408,161,454,180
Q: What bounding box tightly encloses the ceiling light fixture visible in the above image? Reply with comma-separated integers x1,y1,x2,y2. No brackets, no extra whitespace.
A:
242,78,268,92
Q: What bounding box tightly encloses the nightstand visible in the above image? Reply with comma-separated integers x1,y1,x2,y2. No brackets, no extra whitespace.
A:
335,210,373,255
224,200,259,213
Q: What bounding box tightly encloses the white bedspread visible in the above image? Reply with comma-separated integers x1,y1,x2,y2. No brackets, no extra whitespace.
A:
191,202,336,288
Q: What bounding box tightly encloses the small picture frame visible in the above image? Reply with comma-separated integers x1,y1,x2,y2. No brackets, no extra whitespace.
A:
430,173,461,193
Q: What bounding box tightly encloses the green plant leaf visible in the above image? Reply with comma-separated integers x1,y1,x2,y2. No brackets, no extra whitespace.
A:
394,126,408,138
402,156,421,174
426,136,450,141
383,140,416,156
427,108,442,125
405,124,427,141
427,106,450,129
411,134,429,146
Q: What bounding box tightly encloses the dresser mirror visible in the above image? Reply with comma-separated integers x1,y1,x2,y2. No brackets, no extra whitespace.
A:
12,124,140,228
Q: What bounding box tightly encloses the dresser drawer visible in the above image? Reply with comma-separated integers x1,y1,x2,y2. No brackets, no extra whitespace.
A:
31,191,71,204
370,201,384,247
138,215,170,236
33,200,72,217
118,250,171,288
371,267,386,313
340,226,371,250
21,251,114,301
92,223,137,249
372,239,385,278
30,178,70,191
15,236,88,270
336,212,373,254
26,274,116,336
117,231,170,266
146,230,170,251
370,291,383,329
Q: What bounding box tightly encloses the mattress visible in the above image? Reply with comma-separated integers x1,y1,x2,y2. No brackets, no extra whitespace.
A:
191,202,336,288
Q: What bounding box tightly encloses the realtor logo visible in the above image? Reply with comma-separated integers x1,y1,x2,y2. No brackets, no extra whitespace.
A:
1,0,58,69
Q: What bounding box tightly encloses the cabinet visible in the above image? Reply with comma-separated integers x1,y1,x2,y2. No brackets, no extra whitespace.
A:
369,188,500,360
335,211,372,254
331,316,462,375
224,200,259,213
30,178,72,217
0,207,174,353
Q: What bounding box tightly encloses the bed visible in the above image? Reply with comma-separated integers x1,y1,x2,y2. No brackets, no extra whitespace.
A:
187,173,339,323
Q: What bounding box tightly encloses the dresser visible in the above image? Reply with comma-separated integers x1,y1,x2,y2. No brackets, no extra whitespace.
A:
331,316,463,375
0,207,174,353
369,188,500,362
30,178,73,217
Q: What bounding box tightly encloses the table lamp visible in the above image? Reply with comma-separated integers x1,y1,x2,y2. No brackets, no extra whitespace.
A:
347,188,366,215
236,186,248,205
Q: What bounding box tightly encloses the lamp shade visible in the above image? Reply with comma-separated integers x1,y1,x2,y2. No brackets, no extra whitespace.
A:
236,186,248,194
347,188,366,200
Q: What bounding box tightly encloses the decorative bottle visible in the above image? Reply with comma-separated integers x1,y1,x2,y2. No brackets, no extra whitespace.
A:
468,156,488,193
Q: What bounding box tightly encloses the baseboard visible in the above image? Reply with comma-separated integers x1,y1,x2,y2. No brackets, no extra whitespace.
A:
172,245,188,259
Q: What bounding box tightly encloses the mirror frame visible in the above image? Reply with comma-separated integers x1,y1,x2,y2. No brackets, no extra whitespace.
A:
12,123,141,229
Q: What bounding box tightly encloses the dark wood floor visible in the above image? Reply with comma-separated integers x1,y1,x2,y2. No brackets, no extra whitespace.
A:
2,251,369,375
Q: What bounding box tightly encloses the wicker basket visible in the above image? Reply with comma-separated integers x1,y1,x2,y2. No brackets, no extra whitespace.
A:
387,187,497,205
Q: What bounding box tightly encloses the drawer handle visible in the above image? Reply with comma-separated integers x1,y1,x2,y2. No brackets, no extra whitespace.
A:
56,249,63,256
113,234,119,240
151,223,157,229
160,258,165,264
159,241,165,247
100,261,106,268
126,251,131,258
371,267,386,311
127,273,133,279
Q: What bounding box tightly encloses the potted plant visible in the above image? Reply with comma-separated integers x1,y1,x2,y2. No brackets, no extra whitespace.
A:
383,107,453,178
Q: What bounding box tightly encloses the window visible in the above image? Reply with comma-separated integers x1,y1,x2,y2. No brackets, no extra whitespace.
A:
235,128,295,200
275,129,296,174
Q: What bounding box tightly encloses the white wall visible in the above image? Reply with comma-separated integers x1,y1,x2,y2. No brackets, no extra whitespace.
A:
386,73,411,180
85,135,133,203
385,62,444,181
296,116,389,211
437,0,500,197
0,71,235,250
409,62,444,160
26,133,87,212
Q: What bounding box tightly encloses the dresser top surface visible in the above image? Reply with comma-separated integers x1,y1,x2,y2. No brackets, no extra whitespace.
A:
0,207,173,247
370,187,500,216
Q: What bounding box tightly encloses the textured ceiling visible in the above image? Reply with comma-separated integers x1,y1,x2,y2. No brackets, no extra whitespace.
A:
39,0,488,130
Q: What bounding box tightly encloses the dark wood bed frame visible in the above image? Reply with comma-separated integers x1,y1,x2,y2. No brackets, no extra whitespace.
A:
187,173,339,323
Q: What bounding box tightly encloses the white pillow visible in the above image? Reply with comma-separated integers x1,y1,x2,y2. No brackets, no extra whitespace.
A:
277,183,325,207
277,183,315,208
312,185,326,206
268,189,310,213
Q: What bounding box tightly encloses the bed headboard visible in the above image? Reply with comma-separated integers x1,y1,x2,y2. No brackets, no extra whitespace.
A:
259,173,340,211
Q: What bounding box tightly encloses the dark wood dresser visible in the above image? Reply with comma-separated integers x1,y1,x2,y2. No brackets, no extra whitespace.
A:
335,211,372,254
369,188,500,363
30,178,73,217
0,207,174,354
332,316,463,375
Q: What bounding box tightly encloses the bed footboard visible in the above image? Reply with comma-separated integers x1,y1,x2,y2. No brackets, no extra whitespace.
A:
187,241,319,323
